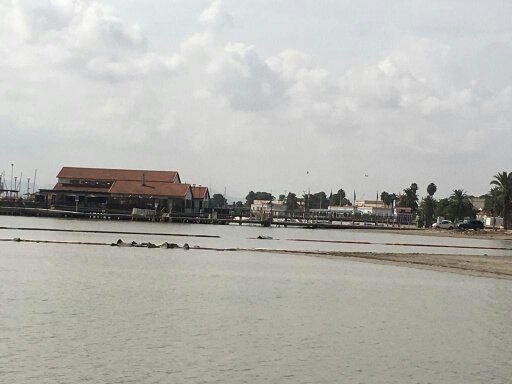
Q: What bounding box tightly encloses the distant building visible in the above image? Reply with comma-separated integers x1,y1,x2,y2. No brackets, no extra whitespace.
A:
50,166,208,214
394,206,413,224
355,199,392,216
469,197,486,211
251,199,287,214
354,200,386,208
191,186,210,214
327,206,355,214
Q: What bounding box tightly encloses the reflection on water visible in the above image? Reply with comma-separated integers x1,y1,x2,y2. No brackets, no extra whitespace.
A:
1,217,512,383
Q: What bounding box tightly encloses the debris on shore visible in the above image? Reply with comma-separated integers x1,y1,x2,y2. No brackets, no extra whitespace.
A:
111,239,190,249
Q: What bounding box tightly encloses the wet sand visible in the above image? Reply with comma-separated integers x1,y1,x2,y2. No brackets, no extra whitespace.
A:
251,227,512,279
375,227,512,241
339,227,512,279
313,251,512,280
279,228,512,279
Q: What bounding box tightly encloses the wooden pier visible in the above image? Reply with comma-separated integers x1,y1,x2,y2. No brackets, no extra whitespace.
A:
0,206,414,230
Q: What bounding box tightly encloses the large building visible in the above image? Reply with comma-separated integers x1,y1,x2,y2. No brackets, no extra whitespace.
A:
51,167,209,214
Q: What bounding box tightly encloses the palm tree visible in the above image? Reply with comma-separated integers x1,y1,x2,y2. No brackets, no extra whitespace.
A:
399,187,418,211
490,171,512,229
424,183,437,228
427,183,437,197
450,189,473,221
380,191,390,206
485,187,504,219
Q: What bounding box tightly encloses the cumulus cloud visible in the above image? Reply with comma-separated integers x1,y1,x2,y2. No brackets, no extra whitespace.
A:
199,1,234,30
0,0,178,79
207,43,284,110
1,0,511,197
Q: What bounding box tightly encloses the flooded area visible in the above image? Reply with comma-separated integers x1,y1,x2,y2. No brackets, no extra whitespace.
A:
1,216,512,383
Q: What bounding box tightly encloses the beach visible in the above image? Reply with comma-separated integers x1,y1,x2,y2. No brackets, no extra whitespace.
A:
379,227,512,241
272,228,512,280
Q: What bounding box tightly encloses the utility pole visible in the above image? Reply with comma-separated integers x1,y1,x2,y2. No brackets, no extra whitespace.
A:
33,169,37,194
10,163,14,198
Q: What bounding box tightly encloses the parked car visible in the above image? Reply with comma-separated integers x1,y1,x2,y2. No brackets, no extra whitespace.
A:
457,219,484,231
432,220,454,230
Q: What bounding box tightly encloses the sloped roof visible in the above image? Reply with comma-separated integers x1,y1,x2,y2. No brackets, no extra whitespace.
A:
57,167,180,183
109,180,191,198
191,186,209,200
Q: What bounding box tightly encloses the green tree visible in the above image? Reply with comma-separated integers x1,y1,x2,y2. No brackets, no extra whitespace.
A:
309,192,329,209
449,189,474,221
286,192,299,211
245,191,256,207
255,191,274,201
484,187,504,219
398,185,419,212
380,191,397,207
211,193,227,208
435,198,451,219
245,191,274,206
329,188,347,206
490,171,512,229
235,201,245,208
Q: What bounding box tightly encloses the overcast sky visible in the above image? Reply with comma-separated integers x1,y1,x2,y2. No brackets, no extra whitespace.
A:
1,0,511,201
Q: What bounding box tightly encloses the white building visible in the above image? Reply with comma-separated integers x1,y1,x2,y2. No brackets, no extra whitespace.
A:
354,200,393,216
250,199,287,213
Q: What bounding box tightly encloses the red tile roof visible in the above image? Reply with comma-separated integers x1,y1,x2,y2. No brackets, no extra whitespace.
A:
57,167,180,183
191,186,209,199
109,180,191,198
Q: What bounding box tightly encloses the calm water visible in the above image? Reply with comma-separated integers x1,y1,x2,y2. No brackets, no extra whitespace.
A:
1,217,512,383
1,216,512,256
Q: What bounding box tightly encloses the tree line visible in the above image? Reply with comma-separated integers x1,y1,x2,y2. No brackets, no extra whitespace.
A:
210,171,511,229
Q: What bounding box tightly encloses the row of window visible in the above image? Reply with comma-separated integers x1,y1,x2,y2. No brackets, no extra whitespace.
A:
69,179,113,187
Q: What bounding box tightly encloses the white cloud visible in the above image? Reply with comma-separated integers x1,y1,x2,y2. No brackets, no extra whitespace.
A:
86,52,182,79
1,0,511,198
199,1,233,30
207,42,284,110
0,0,179,79
179,32,216,66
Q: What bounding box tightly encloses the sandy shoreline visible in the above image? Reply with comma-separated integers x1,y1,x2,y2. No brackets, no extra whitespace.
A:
374,227,512,241
309,251,512,280
242,247,512,280
246,230,512,278
282,228,512,279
